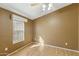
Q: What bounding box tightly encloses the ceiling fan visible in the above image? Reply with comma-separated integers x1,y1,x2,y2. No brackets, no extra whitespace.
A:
30,3,53,11
42,3,53,11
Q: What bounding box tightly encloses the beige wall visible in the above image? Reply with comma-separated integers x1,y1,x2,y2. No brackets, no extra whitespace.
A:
78,4,79,50
0,3,79,56
34,4,78,50
0,8,33,55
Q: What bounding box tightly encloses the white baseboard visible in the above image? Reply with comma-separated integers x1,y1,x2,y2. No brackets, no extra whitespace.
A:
7,42,34,56
45,44,79,53
7,42,79,56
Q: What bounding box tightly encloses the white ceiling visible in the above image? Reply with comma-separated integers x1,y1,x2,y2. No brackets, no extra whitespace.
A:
0,3,71,20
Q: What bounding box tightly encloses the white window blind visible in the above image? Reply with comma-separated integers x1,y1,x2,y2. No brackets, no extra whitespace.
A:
12,14,27,44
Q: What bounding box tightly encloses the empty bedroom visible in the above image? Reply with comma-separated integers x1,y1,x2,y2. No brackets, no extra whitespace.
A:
0,3,79,56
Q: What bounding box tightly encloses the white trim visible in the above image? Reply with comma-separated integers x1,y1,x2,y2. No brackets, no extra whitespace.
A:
28,42,79,53
0,3,71,20
30,42,79,53
0,4,29,19
45,44,79,53
7,42,79,56
7,42,33,56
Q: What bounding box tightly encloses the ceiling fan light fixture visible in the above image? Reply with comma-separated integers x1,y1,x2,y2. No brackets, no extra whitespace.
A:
48,3,53,10
42,3,53,11
42,4,46,11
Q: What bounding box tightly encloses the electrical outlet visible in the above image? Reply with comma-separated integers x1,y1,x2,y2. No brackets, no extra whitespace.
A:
5,48,8,51
65,42,68,46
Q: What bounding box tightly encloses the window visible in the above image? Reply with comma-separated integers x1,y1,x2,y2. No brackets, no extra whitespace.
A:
12,14,27,44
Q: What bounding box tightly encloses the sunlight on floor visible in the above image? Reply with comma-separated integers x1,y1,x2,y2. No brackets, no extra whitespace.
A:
30,36,44,53
8,36,79,56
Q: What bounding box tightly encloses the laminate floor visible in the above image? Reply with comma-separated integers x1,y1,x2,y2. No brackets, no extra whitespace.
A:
9,43,79,56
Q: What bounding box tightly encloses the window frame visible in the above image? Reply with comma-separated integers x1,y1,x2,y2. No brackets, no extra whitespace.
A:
12,14,27,44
